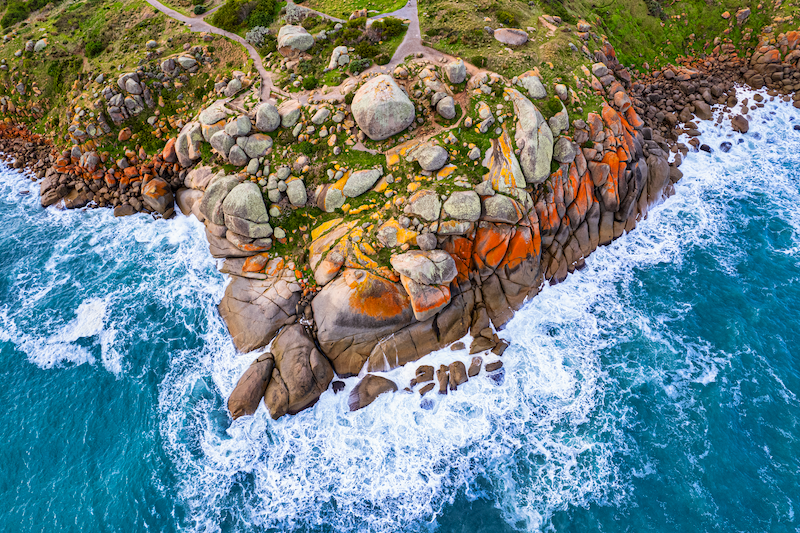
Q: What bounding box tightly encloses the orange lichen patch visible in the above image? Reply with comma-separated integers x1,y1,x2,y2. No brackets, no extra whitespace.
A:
311,218,344,241
309,221,356,265
375,266,400,283
484,126,526,192
788,31,800,50
472,222,513,273
442,236,473,282
761,49,781,63
242,253,270,273
599,175,620,211
587,161,610,187
237,242,270,253
503,226,535,270
400,276,451,321
372,177,389,193
565,163,580,205
346,245,378,270
437,164,457,179
385,138,422,167
601,150,620,182
567,174,596,228
601,104,623,137
587,113,603,140
264,257,286,276
345,269,410,319
407,182,421,193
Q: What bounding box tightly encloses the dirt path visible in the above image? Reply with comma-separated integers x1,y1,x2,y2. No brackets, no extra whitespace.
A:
145,0,282,102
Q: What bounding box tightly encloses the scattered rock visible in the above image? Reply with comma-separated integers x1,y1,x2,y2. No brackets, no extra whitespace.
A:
348,375,398,411
228,354,274,419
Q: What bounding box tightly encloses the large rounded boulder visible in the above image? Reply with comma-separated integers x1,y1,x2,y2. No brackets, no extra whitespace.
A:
264,324,334,419
278,25,315,58
351,75,415,141
227,353,274,419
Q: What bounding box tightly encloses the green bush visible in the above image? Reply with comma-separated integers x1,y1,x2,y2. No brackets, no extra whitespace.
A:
471,55,487,68
1,0,51,29
495,9,517,26
85,39,105,58
341,28,362,42
247,0,278,27
192,0,204,5
302,76,318,90
354,41,377,58
374,53,390,65
347,17,366,29
380,17,404,38
296,140,317,155
211,0,277,31
345,92,355,106
194,5,207,14
348,58,371,74
301,14,320,30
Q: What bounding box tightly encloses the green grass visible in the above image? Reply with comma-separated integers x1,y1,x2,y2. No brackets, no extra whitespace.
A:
302,0,407,19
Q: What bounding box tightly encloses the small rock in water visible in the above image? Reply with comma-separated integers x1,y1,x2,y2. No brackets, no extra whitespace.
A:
332,381,345,393
720,142,732,153
420,398,434,410
794,125,800,131
700,144,712,153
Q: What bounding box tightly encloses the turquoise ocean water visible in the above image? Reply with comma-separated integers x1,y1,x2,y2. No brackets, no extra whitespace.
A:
0,89,798,532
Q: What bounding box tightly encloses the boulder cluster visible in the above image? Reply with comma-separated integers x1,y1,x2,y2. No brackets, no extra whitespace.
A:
219,43,676,418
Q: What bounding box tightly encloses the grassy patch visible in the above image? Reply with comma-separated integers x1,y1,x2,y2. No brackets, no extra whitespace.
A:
302,0,407,19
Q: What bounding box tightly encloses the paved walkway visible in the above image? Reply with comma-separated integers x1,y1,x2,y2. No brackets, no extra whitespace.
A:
144,0,280,102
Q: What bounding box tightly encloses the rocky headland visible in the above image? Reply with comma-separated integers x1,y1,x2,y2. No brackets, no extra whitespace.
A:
1,0,798,420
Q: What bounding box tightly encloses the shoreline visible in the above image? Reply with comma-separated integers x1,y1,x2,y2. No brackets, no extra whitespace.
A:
3,28,799,419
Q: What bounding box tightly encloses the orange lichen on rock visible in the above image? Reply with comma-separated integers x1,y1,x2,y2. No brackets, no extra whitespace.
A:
442,236,474,282
472,222,513,273
346,269,410,320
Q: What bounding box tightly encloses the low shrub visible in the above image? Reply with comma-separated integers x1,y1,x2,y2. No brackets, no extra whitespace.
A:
348,58,371,74
354,41,377,58
194,5,207,14
471,55,487,67
302,76,318,90
495,9,517,26
374,53,390,65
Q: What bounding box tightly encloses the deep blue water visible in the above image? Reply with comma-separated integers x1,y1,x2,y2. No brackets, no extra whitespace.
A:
1,89,798,532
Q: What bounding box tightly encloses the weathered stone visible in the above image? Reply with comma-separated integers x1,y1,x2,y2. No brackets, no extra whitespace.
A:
255,102,281,132
239,133,273,159
228,354,274,419
414,144,449,171
218,268,301,352
436,96,456,120
225,115,252,137
200,174,239,225
443,191,481,221
342,168,383,198
142,177,175,216
348,375,397,411
732,114,749,133
390,250,457,286
406,189,442,222
445,58,467,84
494,28,528,46
228,145,249,166
264,324,333,418
553,137,576,163
278,100,302,128
448,361,468,390
210,130,235,157
312,269,414,376
506,88,553,184
223,182,271,238
517,71,547,99
351,75,415,141
277,25,315,57
286,178,307,206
